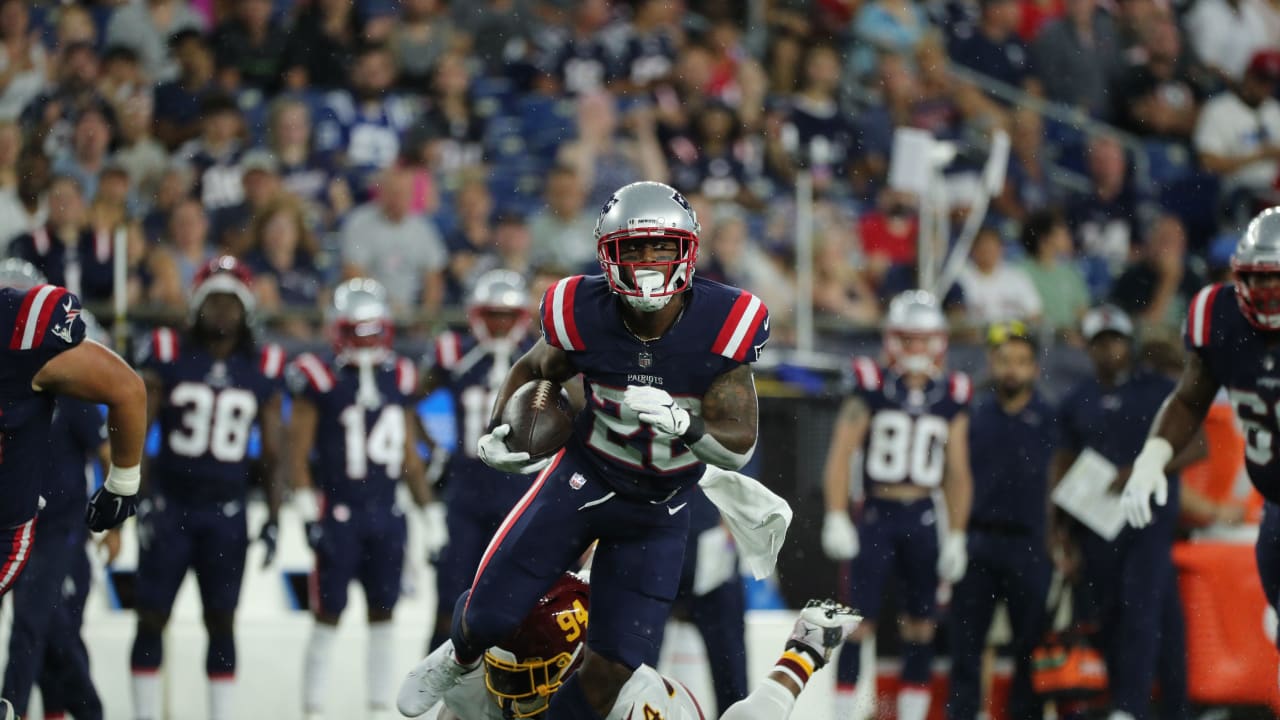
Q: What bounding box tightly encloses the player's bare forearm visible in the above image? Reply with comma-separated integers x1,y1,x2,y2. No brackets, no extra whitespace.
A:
403,413,432,506
696,364,759,456
259,393,285,521
288,396,319,492
486,338,576,428
823,398,868,513
1152,353,1219,458
942,413,972,532
414,365,447,402
34,339,147,468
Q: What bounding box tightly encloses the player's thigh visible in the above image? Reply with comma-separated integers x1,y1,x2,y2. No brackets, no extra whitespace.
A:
134,500,194,613
584,496,692,669
190,501,249,613
1257,501,1280,609
894,502,940,620
311,516,360,618
466,451,597,614
358,511,407,615
9,525,76,635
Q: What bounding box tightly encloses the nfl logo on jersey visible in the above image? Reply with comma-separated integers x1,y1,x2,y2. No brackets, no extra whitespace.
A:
570,473,587,490
638,351,653,368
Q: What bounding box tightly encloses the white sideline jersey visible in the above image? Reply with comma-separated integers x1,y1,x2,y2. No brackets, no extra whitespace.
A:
436,663,705,720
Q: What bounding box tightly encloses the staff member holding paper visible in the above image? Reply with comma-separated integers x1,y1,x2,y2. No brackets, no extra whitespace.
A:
1049,306,1198,720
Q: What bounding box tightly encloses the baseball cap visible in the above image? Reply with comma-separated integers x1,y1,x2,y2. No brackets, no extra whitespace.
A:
1081,305,1134,341
1246,50,1280,82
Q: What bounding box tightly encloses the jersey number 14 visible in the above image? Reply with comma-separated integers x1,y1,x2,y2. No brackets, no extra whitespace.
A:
339,405,406,480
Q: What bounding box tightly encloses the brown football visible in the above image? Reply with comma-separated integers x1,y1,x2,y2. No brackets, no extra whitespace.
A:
501,380,574,459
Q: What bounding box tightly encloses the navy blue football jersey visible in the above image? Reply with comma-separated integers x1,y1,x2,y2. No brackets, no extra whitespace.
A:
540,274,770,501
846,358,972,490
178,140,247,212
43,397,106,529
780,98,854,180
9,227,116,303
427,330,537,464
621,28,676,86
288,352,418,509
315,92,416,175
539,31,620,95
1186,283,1280,503
0,285,87,528
138,328,285,503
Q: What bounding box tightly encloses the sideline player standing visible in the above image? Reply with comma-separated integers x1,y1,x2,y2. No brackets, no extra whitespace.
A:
419,269,538,652
288,278,430,719
129,257,286,720
399,181,770,719
1121,207,1280,689
820,290,973,720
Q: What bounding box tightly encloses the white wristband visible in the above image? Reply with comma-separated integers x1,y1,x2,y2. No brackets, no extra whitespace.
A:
1136,437,1174,470
104,464,141,496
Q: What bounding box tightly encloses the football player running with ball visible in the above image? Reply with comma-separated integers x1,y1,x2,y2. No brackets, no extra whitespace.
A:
399,181,770,720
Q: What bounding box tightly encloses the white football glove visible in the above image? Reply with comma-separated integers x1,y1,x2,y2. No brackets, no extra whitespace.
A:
937,531,968,583
624,385,690,439
822,510,859,560
477,424,552,475
1121,438,1173,528
421,502,449,558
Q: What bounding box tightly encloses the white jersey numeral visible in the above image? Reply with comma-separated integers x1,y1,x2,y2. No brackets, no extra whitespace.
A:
339,405,406,480
865,409,949,487
1230,389,1277,466
168,383,258,462
459,385,496,460
586,383,701,473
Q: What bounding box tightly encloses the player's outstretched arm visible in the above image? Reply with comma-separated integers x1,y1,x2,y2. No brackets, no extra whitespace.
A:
941,412,973,534
820,397,868,561
485,338,577,429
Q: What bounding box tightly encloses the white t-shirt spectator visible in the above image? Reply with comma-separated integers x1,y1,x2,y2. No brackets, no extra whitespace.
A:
957,262,1044,323
340,203,447,310
0,189,44,255
1185,0,1280,80
1193,92,1280,191
0,41,47,120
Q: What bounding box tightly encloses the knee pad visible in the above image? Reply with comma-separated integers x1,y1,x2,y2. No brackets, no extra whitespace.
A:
901,641,934,686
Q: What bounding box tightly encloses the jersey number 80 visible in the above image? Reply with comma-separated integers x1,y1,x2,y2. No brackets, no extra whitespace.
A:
865,410,949,488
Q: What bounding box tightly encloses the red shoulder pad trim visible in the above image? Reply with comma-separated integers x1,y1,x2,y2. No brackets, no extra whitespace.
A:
260,344,286,379
294,353,334,393
434,330,461,369
1188,283,1224,349
542,276,585,351
9,285,68,351
949,372,973,405
396,357,416,396
711,290,767,361
851,357,883,391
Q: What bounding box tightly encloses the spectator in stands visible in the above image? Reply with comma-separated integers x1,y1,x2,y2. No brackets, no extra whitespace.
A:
282,0,365,91
99,45,149,117
1066,134,1145,284
212,0,288,95
0,148,48,252
164,197,215,290
1184,0,1280,81
667,102,762,208
243,195,324,338
1113,16,1210,142
473,211,536,279
558,91,667,210
53,105,114,202
153,29,217,150
410,52,488,189
210,149,282,254
123,218,183,309
1031,0,1123,119
316,43,416,196
10,174,115,302
112,90,167,209
265,97,349,230
1019,209,1091,336
1019,0,1065,40
1109,214,1207,338
1193,50,1280,217
391,0,466,91
142,159,193,242
813,221,882,326
916,36,1007,141
704,20,769,129
958,225,1043,323
453,0,544,79
179,93,247,214
105,0,205,84
0,0,49,121
995,108,1059,222
847,0,932,79
529,164,598,272
21,41,104,157
703,207,797,322
615,0,681,93
766,44,854,196
948,0,1042,97
340,165,447,315
538,0,617,96
443,175,496,304
859,188,919,271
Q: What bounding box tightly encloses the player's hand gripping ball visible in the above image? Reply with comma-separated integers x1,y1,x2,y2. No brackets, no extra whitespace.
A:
478,380,573,474
623,385,690,439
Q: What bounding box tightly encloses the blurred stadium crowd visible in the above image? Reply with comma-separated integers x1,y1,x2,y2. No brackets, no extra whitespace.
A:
0,0,1276,349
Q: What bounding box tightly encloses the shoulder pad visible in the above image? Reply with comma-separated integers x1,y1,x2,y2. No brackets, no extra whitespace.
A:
8,285,84,352
948,372,973,405
1186,283,1227,349
396,356,417,397
260,343,287,379
288,352,335,394
849,357,883,392
145,327,180,364
541,275,587,351
433,330,463,370
710,289,770,362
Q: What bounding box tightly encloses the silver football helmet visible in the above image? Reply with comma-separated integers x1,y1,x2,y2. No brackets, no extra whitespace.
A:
1232,206,1280,330
594,181,700,312
0,258,46,291
329,278,393,364
884,290,948,377
467,269,532,346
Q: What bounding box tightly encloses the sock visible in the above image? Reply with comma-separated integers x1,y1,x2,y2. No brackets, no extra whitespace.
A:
130,628,163,673
719,678,794,720
835,639,861,687
833,684,857,720
303,623,337,713
897,684,931,720
208,675,236,720
900,640,933,686
131,670,161,720
367,621,396,711
546,673,605,719
206,631,236,677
